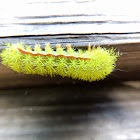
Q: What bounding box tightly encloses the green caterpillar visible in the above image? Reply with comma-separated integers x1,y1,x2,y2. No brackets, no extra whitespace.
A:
0,43,120,82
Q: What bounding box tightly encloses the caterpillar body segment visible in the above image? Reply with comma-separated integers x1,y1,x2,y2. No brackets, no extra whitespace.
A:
1,43,119,82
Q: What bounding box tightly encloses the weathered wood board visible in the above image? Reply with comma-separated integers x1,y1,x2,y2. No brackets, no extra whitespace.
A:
1,0,140,37
0,42,140,88
0,0,140,87
1,0,140,45
0,81,139,140
0,1,140,140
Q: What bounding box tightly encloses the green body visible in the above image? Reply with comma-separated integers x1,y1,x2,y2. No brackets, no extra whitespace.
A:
1,43,119,82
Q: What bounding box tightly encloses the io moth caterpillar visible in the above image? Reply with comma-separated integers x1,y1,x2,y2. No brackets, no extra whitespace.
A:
0,43,120,82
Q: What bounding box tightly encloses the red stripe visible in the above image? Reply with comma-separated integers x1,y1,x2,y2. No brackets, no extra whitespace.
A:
17,47,90,60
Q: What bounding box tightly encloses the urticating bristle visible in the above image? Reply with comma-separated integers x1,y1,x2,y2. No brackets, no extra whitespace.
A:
66,44,71,50
92,45,95,50
34,44,41,53
88,44,91,52
56,44,61,49
45,43,51,48
45,43,51,53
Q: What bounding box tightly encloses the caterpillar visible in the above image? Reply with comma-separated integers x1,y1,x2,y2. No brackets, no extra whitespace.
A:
0,43,120,82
